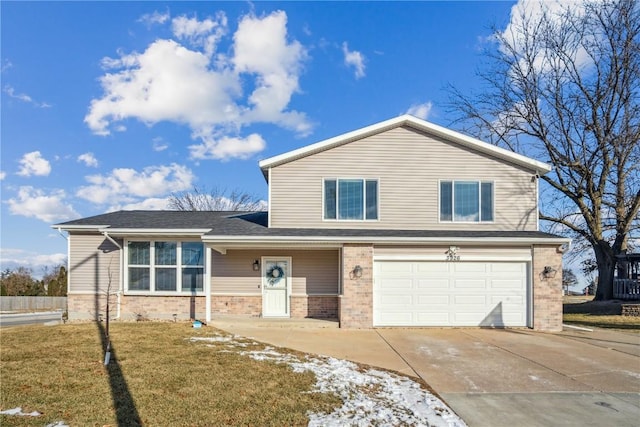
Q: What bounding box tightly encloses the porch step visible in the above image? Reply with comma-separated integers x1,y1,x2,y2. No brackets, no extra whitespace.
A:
210,314,340,329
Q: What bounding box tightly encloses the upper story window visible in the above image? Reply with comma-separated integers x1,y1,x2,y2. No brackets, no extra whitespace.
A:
127,240,204,293
324,178,378,220
440,180,494,222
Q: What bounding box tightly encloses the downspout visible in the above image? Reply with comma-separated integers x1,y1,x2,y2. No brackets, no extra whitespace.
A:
205,246,212,324
102,232,123,320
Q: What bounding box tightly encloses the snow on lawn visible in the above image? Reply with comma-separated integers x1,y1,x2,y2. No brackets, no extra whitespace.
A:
0,407,68,427
191,333,467,427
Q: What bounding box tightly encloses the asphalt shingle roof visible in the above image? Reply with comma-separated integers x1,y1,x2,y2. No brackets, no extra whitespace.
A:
55,210,564,240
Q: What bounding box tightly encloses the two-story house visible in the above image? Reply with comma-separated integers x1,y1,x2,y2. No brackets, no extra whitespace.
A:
54,115,568,331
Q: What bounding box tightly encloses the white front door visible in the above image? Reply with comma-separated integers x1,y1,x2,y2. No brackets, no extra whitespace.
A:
262,258,290,317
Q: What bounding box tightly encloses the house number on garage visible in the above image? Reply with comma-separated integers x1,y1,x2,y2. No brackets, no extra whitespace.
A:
446,246,460,262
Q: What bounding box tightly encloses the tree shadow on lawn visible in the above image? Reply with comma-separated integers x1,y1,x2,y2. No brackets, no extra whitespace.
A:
96,321,142,427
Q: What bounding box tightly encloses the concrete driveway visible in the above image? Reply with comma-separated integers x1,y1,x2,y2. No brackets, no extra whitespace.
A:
212,317,640,427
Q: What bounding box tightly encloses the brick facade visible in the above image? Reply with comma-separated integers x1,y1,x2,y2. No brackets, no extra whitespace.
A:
291,295,339,318
68,293,339,321
339,244,374,328
211,295,262,316
532,245,564,332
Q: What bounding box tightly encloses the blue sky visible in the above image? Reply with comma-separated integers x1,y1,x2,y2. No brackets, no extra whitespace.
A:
1,1,531,276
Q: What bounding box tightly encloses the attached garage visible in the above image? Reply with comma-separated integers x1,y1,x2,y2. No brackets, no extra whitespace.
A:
373,260,530,327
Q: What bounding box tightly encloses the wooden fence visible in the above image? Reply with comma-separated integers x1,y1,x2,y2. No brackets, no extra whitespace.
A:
0,296,67,311
613,279,640,300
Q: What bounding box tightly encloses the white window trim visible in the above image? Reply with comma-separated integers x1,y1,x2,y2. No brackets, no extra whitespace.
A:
322,177,380,222
438,179,495,223
124,239,206,296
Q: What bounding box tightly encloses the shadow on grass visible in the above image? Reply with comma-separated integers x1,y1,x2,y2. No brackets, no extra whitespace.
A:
96,321,142,426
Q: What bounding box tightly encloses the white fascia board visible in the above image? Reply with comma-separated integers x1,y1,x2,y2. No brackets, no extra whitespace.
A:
202,234,570,246
98,228,211,236
258,115,552,176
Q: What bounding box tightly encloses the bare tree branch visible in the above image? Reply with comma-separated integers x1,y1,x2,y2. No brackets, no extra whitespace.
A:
447,0,640,299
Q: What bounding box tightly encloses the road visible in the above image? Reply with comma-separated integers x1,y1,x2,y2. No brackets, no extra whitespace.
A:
0,311,63,328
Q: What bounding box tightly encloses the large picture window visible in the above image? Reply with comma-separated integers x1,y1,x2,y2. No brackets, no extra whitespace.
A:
324,178,378,220
440,181,494,222
126,240,204,293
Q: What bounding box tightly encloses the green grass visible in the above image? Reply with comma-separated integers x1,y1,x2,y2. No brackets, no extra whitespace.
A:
1,322,340,426
563,296,640,331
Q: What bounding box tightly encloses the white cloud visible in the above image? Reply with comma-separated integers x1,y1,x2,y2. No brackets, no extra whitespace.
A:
76,163,195,205
7,186,79,222
342,42,366,79
0,248,67,278
405,102,433,120
17,151,51,177
501,0,590,74
110,197,171,211
189,133,266,161
152,137,169,151
1,59,12,73
172,13,227,57
0,171,6,180
85,10,310,161
233,11,310,133
77,152,98,167
3,85,51,108
138,10,170,27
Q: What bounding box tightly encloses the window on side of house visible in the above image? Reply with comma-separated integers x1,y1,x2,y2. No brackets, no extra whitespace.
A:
440,180,494,222
324,178,378,220
126,241,204,293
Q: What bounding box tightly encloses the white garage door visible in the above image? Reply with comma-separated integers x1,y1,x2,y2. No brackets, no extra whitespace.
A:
374,261,528,327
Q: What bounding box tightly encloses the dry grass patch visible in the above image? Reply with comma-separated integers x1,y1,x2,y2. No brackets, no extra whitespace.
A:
563,296,640,331
1,322,340,426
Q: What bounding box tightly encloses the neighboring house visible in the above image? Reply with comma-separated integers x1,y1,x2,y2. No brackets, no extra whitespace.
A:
54,115,569,331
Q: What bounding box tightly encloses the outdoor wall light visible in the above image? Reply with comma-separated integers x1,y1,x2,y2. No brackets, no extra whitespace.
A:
542,265,557,278
352,265,363,279
253,259,260,271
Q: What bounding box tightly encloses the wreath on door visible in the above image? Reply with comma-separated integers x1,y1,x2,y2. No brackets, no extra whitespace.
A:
265,264,285,286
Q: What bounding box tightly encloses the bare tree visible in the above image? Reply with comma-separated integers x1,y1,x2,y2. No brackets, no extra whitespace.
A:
448,0,640,300
167,186,265,212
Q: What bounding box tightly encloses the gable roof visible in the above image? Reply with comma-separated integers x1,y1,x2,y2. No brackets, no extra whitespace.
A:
259,115,552,180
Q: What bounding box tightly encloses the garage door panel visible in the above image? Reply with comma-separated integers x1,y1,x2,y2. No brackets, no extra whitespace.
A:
377,278,413,290
416,262,449,273
374,261,528,327
417,295,449,305
454,279,487,289
454,295,486,305
381,295,413,305
454,263,488,273
417,279,449,289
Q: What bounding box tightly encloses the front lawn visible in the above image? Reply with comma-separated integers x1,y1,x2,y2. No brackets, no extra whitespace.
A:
0,322,338,426
563,296,640,331
1,322,465,426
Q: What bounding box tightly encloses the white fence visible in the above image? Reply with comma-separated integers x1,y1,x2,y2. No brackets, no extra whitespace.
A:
0,296,67,312
613,279,640,300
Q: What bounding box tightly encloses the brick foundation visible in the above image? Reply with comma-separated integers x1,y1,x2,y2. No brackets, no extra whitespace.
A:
532,245,564,331
69,293,340,321
622,304,640,317
291,295,339,319
211,295,262,316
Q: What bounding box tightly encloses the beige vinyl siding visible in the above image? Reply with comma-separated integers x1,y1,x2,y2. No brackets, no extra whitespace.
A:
269,126,538,231
69,233,121,294
211,249,339,295
374,245,532,260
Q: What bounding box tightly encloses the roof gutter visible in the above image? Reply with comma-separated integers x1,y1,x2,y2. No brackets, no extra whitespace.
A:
202,234,571,246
